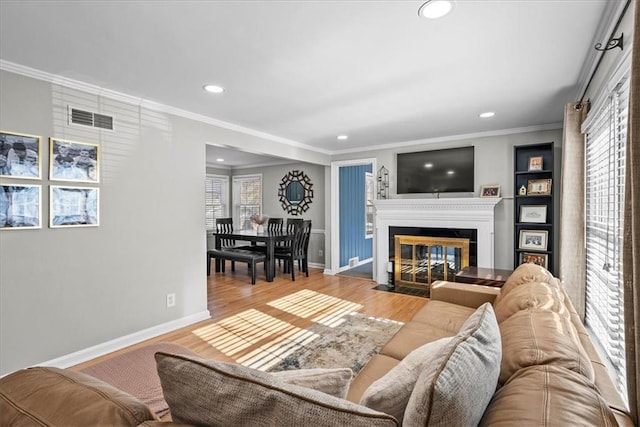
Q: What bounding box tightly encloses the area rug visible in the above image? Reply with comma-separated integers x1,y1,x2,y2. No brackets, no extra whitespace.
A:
80,342,198,417
266,313,403,374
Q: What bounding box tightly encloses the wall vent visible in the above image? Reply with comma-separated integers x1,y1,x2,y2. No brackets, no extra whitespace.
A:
69,107,114,130
348,257,360,268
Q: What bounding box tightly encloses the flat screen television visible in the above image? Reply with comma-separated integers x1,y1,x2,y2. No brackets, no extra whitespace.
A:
396,146,474,194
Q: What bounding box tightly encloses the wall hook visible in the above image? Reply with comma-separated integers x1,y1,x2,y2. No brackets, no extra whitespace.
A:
595,33,623,51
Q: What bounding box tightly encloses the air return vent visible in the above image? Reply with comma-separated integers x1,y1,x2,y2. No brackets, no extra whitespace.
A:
69,107,114,130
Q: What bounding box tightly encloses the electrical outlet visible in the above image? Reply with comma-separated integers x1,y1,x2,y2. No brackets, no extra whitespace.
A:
319,249,323,257
166,293,176,308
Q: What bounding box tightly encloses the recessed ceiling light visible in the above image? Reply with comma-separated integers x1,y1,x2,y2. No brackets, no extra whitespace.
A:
447,170,455,175
479,111,495,118
418,0,454,19
337,135,349,140
203,84,224,94
216,158,224,162
424,163,434,169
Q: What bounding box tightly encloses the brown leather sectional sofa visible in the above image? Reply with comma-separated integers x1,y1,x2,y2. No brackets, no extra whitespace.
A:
0,264,634,426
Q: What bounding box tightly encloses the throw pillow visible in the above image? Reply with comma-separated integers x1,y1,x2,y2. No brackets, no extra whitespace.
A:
155,352,398,427
402,303,501,427
359,337,453,423
270,367,353,399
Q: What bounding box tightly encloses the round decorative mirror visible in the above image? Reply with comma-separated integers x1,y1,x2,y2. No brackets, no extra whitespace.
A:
279,170,313,215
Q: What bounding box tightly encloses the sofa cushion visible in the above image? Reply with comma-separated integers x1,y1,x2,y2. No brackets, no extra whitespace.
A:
379,322,455,360
408,300,477,331
359,337,452,423
480,365,619,426
155,352,398,427
270,367,353,399
0,366,156,426
495,263,557,305
493,280,568,323
498,308,595,385
402,303,501,427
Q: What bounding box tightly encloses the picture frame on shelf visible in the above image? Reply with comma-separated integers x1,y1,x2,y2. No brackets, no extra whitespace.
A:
520,252,548,268
480,184,501,198
0,131,42,180
0,184,42,230
49,138,100,183
527,178,552,195
528,156,543,171
520,205,547,223
519,229,548,251
49,186,99,228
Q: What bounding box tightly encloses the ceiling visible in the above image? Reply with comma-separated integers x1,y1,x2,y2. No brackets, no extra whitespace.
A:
0,0,614,164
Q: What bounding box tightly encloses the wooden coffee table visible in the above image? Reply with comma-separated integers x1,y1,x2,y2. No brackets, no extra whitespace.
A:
454,267,513,287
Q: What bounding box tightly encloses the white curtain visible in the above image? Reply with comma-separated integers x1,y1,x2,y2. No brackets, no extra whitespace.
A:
559,102,588,320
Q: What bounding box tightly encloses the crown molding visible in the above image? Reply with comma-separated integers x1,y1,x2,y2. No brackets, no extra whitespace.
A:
332,122,563,155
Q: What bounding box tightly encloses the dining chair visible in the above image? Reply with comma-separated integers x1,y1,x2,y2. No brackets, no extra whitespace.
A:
275,220,311,281
276,218,303,268
212,218,236,273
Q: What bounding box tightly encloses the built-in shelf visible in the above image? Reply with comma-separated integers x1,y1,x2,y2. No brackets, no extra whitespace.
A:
514,142,555,274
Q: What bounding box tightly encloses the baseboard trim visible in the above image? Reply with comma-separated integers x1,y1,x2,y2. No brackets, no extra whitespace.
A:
37,310,211,370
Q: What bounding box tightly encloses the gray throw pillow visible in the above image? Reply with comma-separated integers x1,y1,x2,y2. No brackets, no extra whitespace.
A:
155,352,398,427
270,367,353,399
402,303,501,427
359,337,452,423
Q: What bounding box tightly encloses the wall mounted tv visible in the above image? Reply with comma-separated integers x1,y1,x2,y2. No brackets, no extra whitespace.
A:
396,146,474,194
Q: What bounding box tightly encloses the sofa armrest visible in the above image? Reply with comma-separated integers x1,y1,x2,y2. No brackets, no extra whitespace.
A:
430,281,500,308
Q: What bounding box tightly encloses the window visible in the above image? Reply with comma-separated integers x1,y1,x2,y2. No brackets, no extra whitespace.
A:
583,74,629,402
205,174,229,230
232,174,262,230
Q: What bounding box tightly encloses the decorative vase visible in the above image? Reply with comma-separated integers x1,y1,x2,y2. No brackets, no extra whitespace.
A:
257,224,265,234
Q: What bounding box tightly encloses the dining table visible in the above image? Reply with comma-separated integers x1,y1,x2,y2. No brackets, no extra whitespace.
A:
212,229,293,282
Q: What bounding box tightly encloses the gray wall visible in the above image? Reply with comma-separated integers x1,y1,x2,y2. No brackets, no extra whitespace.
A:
229,162,326,266
331,128,564,271
0,67,570,375
0,70,324,375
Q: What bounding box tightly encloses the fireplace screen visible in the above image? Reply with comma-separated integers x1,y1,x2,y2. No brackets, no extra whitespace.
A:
394,235,469,295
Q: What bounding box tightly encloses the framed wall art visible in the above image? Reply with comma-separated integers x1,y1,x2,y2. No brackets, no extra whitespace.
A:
520,252,548,268
519,229,548,251
50,186,99,228
479,184,501,198
0,184,42,230
49,138,100,183
527,178,552,195
528,156,543,171
519,205,547,223
0,131,42,180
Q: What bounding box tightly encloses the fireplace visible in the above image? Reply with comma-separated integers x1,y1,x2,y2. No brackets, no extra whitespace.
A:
373,198,501,285
390,228,477,291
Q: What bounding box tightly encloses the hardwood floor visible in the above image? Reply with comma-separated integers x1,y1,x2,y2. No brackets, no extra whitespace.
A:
72,262,428,370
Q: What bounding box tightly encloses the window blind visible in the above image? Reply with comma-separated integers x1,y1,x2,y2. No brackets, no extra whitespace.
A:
205,174,228,230
584,76,628,401
232,174,262,229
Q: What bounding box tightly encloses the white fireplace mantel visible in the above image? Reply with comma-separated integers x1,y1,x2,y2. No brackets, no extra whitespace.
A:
373,197,502,285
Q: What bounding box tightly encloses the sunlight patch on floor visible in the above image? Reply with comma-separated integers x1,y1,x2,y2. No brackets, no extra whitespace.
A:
267,289,363,324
